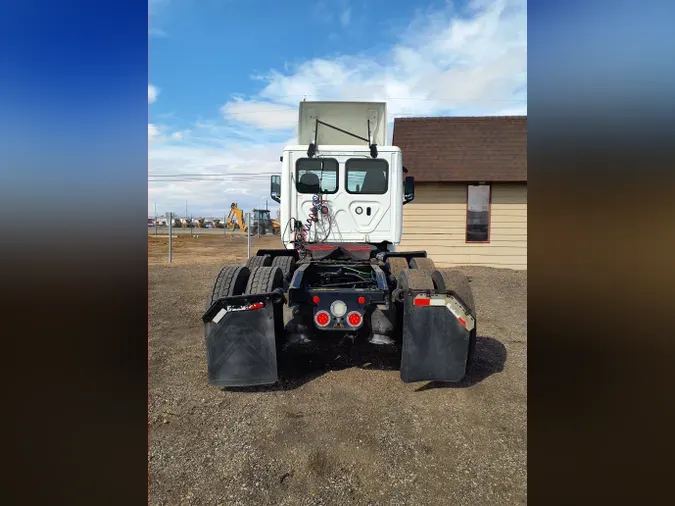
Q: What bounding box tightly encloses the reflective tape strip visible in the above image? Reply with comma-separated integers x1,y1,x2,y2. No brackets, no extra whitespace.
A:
413,296,430,306
413,295,448,307
445,297,475,331
212,308,227,324
411,294,475,331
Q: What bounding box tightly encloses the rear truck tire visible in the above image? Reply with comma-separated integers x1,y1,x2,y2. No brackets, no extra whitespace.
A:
270,255,296,279
245,265,286,359
431,270,475,314
207,265,250,309
245,266,284,295
409,257,436,273
245,254,272,270
204,265,251,339
386,257,409,280
396,268,435,291
431,269,477,369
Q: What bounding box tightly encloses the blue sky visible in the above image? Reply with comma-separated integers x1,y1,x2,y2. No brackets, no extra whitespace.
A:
149,0,527,217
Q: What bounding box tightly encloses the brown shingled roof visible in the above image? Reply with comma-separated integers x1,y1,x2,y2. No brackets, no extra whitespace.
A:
392,116,527,182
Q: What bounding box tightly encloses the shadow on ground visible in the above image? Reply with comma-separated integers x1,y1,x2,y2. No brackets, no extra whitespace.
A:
223,336,506,393
414,336,507,391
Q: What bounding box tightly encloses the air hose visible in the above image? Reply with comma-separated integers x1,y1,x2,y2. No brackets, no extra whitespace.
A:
295,194,329,252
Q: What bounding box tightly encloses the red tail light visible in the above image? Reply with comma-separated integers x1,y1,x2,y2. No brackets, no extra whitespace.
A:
312,295,320,304
247,302,265,310
314,310,330,327
357,296,366,305
347,311,363,328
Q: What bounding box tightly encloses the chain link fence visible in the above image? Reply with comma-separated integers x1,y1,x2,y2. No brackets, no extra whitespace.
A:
147,211,272,238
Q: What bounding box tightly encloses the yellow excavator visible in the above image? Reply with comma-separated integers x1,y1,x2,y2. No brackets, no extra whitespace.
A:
226,203,248,232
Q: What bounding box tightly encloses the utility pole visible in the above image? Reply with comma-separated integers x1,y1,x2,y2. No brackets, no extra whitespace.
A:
247,212,251,259
186,200,192,235
167,212,173,263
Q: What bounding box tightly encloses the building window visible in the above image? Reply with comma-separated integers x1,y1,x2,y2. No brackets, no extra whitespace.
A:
466,184,490,243
345,159,389,194
295,158,338,194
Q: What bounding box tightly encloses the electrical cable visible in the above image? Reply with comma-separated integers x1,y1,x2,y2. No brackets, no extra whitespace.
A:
308,154,334,244
280,217,296,245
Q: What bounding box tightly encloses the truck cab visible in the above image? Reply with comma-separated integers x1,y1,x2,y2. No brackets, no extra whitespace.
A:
270,102,414,249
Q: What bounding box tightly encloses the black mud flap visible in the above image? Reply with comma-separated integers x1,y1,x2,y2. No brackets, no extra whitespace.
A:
203,292,283,387
399,290,476,383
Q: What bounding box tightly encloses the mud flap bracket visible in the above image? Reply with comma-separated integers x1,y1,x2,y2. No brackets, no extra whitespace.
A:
399,290,475,383
203,291,283,387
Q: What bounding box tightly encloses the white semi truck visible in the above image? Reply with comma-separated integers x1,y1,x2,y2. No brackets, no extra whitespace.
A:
202,102,477,387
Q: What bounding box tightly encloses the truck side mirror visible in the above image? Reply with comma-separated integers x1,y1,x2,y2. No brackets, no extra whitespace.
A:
270,175,281,203
403,176,415,204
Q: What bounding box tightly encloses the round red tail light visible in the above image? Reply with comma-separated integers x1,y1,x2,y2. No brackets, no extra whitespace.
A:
314,310,330,327
347,311,363,328
357,296,366,305
312,295,320,304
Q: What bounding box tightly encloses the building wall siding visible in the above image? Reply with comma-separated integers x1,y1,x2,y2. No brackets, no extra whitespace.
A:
399,182,527,270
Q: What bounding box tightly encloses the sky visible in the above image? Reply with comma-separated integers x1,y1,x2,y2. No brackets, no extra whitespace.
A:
148,0,527,218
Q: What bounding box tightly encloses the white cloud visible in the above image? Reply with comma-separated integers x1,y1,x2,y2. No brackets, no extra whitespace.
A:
148,84,159,104
220,98,297,130
149,123,293,216
222,0,526,127
149,0,526,216
171,131,183,140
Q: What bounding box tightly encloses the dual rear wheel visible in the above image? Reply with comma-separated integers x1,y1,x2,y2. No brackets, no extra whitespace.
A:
207,254,476,370
208,262,285,306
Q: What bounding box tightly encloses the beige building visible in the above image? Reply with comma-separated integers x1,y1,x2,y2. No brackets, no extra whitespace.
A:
393,116,527,270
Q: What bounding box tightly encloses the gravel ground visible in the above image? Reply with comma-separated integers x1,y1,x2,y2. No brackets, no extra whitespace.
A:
149,237,527,505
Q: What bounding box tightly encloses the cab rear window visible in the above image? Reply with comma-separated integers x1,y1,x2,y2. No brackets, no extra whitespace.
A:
346,159,389,194
295,158,338,194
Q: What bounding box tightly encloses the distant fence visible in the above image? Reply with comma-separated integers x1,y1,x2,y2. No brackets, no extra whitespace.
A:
147,212,272,237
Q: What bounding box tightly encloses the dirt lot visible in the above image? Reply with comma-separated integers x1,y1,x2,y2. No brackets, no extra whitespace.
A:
149,235,527,505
